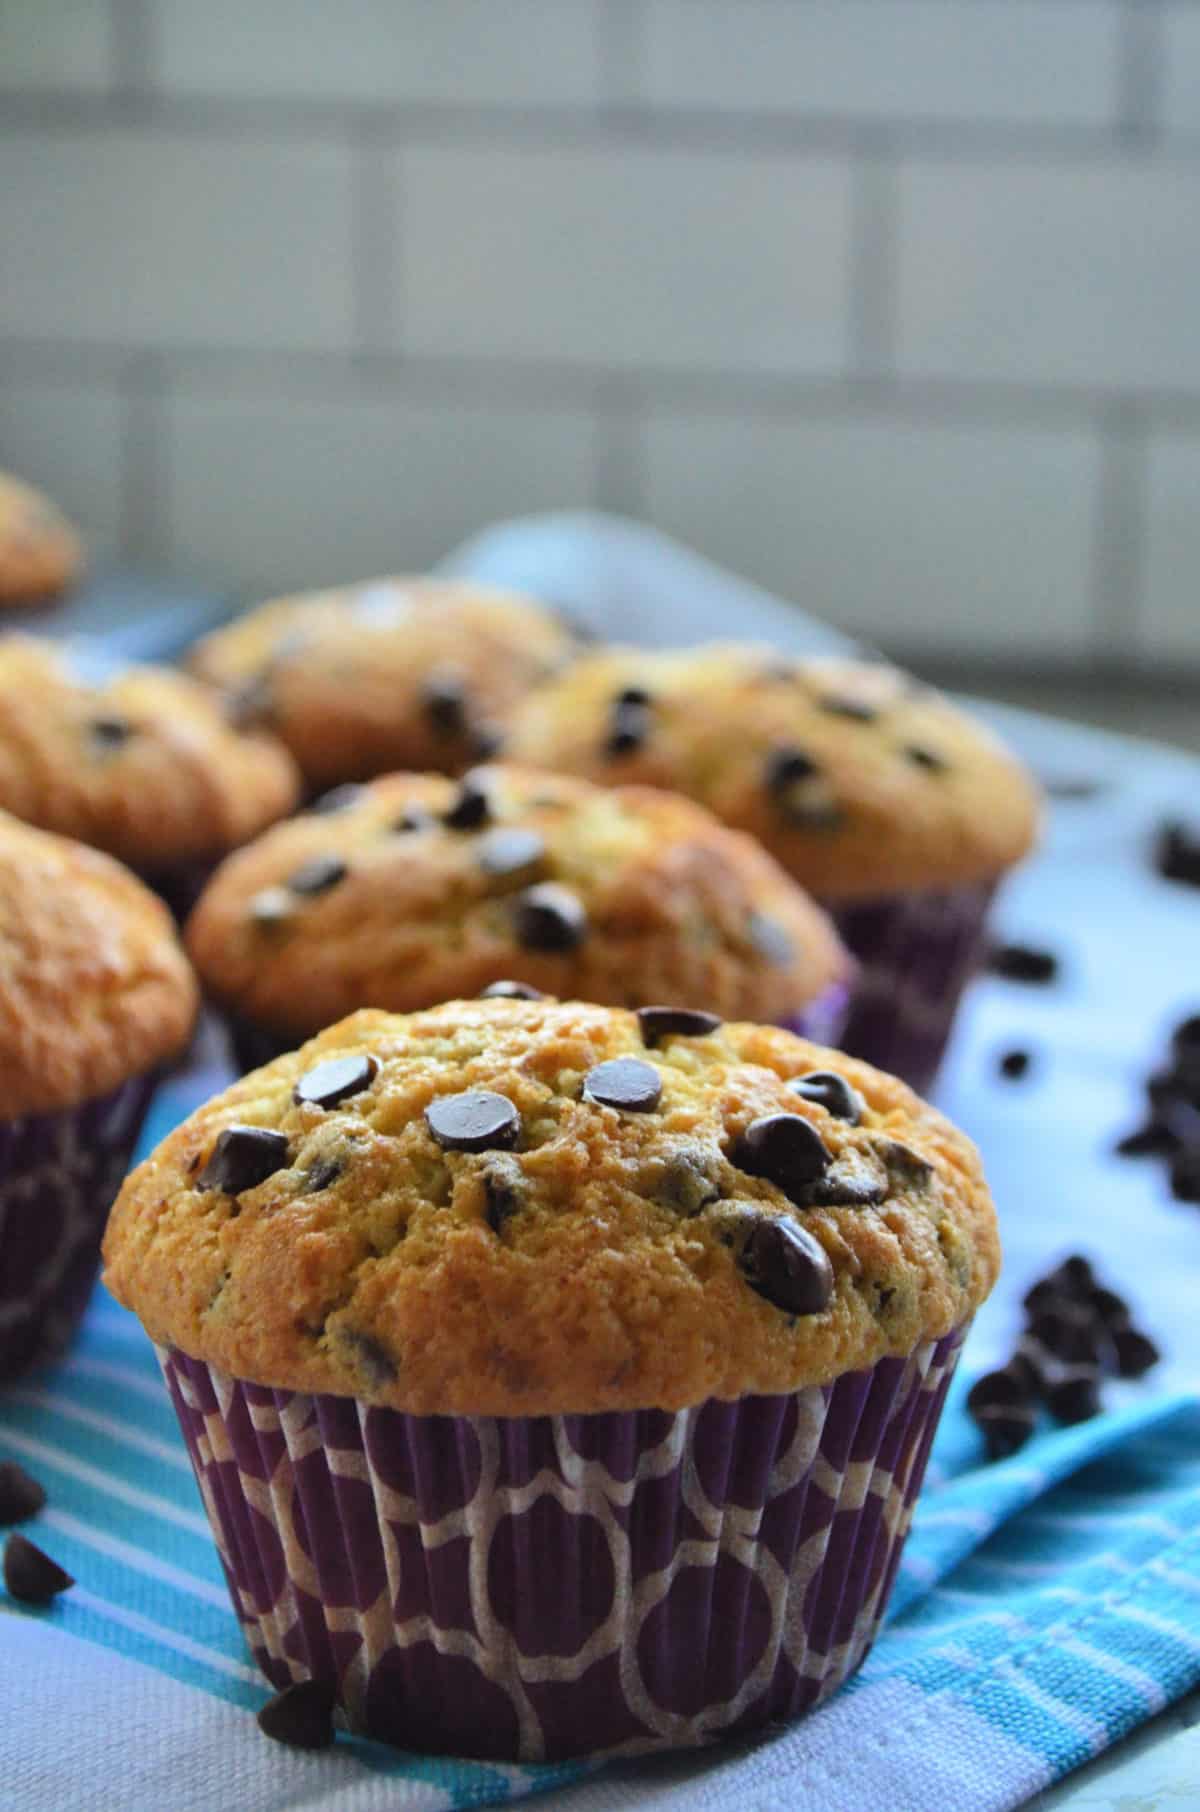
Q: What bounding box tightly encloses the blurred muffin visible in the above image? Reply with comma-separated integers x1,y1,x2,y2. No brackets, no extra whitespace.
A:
187,577,576,790
185,762,850,1069
507,646,1040,1090
0,471,82,606
0,636,301,914
105,995,997,1760
0,813,197,1376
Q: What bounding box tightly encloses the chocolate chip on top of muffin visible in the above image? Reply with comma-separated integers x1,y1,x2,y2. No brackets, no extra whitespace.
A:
184,763,850,1049
102,997,998,1415
186,577,578,789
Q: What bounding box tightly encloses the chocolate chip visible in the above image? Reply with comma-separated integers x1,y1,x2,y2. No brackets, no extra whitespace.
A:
878,1139,935,1186
1089,1285,1129,1329
975,1405,1036,1461
339,1329,397,1388
1115,1120,1180,1159
636,1006,722,1047
987,941,1059,984
393,807,435,834
747,912,793,967
1029,1307,1101,1368
3,1532,73,1604
998,1047,1032,1080
480,1157,523,1235
198,1126,290,1195
803,1146,888,1208
443,773,491,831
1045,1373,1101,1425
294,1053,378,1110
739,1215,833,1316
1169,1151,1200,1202
422,671,467,736
649,1148,721,1215
1172,1013,1200,1065
606,699,650,756
476,827,545,878
583,1058,663,1113
303,1156,343,1193
471,723,505,761
734,1113,831,1202
1155,820,1200,888
257,1680,337,1751
425,1090,520,1153
1112,1327,1160,1379
1049,1255,1095,1297
904,743,949,773
0,1462,46,1526
616,685,652,708
820,695,878,722
89,715,132,750
967,1366,1034,1414
765,746,818,792
288,856,347,896
788,1070,863,1124
480,979,545,1000
512,883,588,952
309,785,365,815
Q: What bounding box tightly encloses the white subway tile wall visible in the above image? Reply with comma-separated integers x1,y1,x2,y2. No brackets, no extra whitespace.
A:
0,0,1195,669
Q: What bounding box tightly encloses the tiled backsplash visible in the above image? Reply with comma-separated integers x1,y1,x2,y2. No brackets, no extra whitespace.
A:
1,0,1198,671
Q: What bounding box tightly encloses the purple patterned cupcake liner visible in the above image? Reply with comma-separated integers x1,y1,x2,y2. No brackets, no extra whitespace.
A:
158,1324,966,1763
0,1072,157,1379
827,881,998,1095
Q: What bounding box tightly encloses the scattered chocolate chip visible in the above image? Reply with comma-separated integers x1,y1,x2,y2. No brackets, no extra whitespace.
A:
1171,1013,1200,1065
198,1126,290,1195
288,855,347,897
650,1148,721,1215
476,827,545,879
1050,1255,1095,1297
1115,1120,1181,1159
393,807,435,834
615,685,652,708
471,723,505,761
747,912,793,967
89,715,132,750
1112,1327,1161,1379
257,1680,337,1751
1155,820,1200,888
734,1113,831,1202
819,695,878,722
248,886,293,926
583,1058,663,1114
309,784,365,815
606,699,650,756
986,942,1059,985
803,1147,888,1207
422,671,467,736
425,1090,520,1153
443,773,491,831
295,1053,379,1110
0,1462,46,1527
765,746,818,792
339,1329,397,1389
1169,1150,1200,1203
480,1157,523,1236
739,1215,833,1316
1028,1306,1102,1368
904,743,949,773
480,979,545,1001
1088,1285,1129,1329
975,1405,1036,1461
1044,1373,1102,1425
512,883,588,952
303,1156,343,1193
636,1006,722,1047
998,1047,1032,1080
3,1533,73,1604
788,1070,863,1124
878,1139,935,1185
967,1365,1034,1414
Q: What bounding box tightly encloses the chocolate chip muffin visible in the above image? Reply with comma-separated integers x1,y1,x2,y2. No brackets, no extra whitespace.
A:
0,471,82,606
0,812,197,1377
105,996,997,1761
508,645,1041,1090
0,636,301,913
184,763,850,1070
186,577,576,791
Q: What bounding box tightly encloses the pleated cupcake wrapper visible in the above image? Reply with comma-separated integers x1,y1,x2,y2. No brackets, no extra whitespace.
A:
157,1324,966,1764
829,881,998,1095
0,1073,157,1379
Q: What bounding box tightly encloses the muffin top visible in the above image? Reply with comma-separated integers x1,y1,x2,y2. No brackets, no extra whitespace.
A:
185,764,849,1039
187,577,577,789
0,813,198,1116
0,637,301,870
103,997,997,1415
0,471,82,604
506,645,1040,900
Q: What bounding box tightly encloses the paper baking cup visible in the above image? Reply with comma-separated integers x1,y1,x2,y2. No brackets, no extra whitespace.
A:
157,1325,965,1763
0,1073,157,1379
828,882,997,1095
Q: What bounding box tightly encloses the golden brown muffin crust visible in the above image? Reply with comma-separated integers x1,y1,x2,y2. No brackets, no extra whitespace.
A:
0,472,82,605
187,577,577,789
103,998,999,1415
0,637,301,869
185,764,849,1037
506,645,1040,900
0,813,198,1116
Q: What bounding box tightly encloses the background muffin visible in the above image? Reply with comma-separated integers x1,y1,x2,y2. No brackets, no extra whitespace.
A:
185,762,850,1069
0,636,301,914
0,470,82,606
187,576,576,790
0,812,197,1376
508,645,1041,1090
104,996,997,1760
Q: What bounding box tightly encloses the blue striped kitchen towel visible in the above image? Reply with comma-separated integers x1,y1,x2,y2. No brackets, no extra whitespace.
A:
2,1073,1198,1811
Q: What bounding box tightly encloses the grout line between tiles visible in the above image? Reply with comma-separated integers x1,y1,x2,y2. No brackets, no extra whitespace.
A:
1092,400,1148,664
